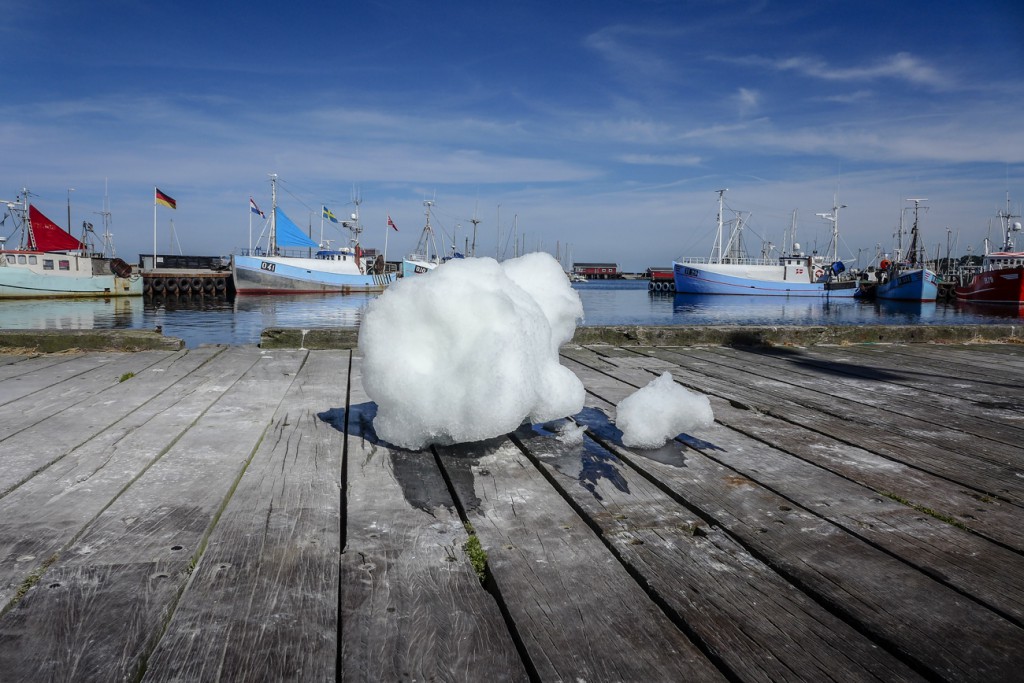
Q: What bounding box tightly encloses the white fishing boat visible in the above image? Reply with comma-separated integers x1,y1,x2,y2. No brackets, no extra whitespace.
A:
672,189,858,298
232,176,395,294
0,188,141,299
401,199,464,277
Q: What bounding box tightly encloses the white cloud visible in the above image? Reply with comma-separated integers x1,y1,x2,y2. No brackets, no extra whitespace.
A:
619,153,702,167
719,52,954,89
734,87,760,116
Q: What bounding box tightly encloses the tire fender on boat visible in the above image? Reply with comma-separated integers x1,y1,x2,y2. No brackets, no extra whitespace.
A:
110,258,133,279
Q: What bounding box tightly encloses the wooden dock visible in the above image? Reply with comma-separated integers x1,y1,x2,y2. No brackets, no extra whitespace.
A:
1,339,1022,681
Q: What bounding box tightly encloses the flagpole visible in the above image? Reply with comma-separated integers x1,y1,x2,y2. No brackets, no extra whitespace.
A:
384,215,390,264
248,204,252,254
152,187,157,271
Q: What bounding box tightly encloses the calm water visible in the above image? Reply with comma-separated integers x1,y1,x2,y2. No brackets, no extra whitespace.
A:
0,280,1020,348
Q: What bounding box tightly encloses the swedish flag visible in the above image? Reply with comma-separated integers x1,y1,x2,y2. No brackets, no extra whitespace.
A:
323,205,339,223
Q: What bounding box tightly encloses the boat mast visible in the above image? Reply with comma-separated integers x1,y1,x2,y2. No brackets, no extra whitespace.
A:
906,198,927,266
815,195,846,264
999,192,1021,252
895,200,906,263
469,202,481,258
1,189,30,250
419,199,440,262
269,174,278,255
341,193,364,248
710,188,727,263
95,179,115,258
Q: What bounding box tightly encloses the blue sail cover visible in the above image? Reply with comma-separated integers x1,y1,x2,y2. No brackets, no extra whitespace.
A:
274,208,319,249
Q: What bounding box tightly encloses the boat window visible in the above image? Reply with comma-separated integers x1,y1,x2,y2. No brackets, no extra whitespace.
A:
28,255,37,264
59,260,70,271
17,255,27,264
5,255,14,264
43,259,54,270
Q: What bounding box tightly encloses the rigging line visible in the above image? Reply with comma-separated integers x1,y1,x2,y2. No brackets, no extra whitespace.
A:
275,178,318,214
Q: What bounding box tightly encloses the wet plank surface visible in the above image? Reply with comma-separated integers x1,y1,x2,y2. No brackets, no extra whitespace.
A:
0,341,1021,681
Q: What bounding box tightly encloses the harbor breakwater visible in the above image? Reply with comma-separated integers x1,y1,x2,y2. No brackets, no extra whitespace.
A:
2,325,1020,353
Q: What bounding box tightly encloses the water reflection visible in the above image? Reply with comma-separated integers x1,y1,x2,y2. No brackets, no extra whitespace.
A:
1,281,1019,349
0,297,145,331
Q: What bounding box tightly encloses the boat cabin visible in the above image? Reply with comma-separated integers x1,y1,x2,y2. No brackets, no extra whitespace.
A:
984,251,1024,270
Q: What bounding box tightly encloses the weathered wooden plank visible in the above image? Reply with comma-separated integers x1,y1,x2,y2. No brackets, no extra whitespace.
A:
0,350,177,438
0,352,73,382
340,358,528,682
564,345,1024,552
0,348,223,496
835,343,1024,399
616,345,1024,505
0,346,255,609
697,345,1024,448
559,349,1024,680
564,355,1024,627
434,438,726,682
510,420,924,682
0,349,305,682
144,350,347,682
873,341,1024,370
772,344,1024,427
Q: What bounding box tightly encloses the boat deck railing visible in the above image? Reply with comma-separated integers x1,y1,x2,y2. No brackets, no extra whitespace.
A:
675,256,780,267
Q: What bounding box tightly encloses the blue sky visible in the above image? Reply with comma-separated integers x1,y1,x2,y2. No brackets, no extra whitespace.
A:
2,0,1022,271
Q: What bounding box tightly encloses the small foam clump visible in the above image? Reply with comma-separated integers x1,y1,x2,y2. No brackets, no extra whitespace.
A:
358,252,585,450
615,372,714,448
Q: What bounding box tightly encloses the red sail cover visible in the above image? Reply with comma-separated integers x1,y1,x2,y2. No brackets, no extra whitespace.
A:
27,205,85,252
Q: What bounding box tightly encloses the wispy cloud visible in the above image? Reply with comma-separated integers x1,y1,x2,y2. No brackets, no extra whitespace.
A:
619,153,702,167
717,52,953,89
734,87,760,117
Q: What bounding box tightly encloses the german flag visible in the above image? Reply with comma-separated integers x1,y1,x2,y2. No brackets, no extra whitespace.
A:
155,188,177,210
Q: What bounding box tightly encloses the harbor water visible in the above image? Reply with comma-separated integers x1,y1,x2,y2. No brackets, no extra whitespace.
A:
0,280,1021,349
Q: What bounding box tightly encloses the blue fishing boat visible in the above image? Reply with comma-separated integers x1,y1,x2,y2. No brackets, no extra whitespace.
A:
232,175,395,294
673,190,858,298
875,199,939,302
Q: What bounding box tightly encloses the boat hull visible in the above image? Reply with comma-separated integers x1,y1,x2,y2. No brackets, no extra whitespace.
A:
402,258,437,278
672,262,858,297
232,254,394,294
0,254,142,299
954,267,1024,304
876,269,939,302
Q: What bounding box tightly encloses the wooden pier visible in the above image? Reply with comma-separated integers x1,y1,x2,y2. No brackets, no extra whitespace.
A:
0,337,1022,681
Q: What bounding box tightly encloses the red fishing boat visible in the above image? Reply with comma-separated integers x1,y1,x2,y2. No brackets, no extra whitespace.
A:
955,195,1024,304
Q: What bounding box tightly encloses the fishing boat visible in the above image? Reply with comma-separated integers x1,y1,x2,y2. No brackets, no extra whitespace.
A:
954,194,1024,304
232,176,395,294
0,188,141,299
401,199,467,277
874,198,939,302
672,189,858,298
